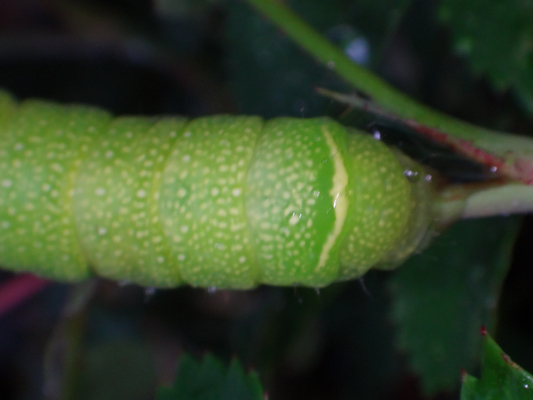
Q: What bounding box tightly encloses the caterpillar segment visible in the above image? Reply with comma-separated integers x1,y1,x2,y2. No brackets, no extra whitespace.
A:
0,91,432,289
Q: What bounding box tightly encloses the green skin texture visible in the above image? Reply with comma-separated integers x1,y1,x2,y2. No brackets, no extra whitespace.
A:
0,91,431,289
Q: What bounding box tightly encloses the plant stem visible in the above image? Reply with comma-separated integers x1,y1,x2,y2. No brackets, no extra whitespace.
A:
243,0,526,146
436,183,533,226
244,0,533,218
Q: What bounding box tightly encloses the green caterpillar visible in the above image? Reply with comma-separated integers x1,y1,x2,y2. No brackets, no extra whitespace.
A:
0,90,433,289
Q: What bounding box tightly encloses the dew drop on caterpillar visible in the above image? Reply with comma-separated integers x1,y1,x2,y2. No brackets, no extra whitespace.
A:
0,91,434,289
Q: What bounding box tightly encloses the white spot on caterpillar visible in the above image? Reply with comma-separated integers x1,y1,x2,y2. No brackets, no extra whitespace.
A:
211,187,219,196
289,215,300,225
280,227,290,237
136,189,147,198
1,180,12,187
157,256,164,263
239,256,246,263
259,233,273,242
178,254,186,261
95,187,105,196
232,188,241,197
180,225,189,233
98,228,107,235
230,223,245,232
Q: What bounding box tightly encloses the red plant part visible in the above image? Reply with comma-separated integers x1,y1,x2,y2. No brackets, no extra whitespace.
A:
0,274,51,318
316,87,533,186
404,120,533,185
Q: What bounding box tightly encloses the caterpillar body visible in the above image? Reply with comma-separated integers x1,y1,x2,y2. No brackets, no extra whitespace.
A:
0,91,433,289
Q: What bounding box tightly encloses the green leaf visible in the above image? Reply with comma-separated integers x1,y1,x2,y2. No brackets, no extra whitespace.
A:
389,217,522,394
439,0,533,113
461,330,533,400
156,353,265,400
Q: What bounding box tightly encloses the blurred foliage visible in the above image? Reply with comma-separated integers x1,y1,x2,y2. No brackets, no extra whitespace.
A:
0,0,532,400
390,217,521,394
461,331,533,400
439,0,533,114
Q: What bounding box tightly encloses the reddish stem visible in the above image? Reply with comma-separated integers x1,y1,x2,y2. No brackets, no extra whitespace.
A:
0,274,51,318
317,88,533,185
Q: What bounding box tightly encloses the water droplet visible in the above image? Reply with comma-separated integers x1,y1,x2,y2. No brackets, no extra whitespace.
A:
404,169,419,182
345,37,370,65
326,24,370,65
207,286,217,294
372,130,381,140
144,287,157,301
292,99,307,116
